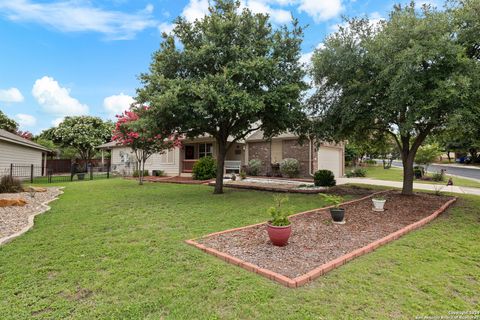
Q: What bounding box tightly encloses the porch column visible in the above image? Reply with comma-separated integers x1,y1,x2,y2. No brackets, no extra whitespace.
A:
43,152,47,176
101,149,104,166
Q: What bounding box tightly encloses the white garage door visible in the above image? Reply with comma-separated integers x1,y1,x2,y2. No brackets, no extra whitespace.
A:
318,147,342,178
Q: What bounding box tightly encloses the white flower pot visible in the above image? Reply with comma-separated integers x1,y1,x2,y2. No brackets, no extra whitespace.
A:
372,198,386,212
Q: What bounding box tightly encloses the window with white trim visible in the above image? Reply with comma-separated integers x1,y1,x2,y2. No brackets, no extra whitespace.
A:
160,149,175,164
199,143,213,158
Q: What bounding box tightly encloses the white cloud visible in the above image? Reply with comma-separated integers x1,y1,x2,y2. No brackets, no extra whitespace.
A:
243,0,292,24
103,93,135,118
158,22,174,34
0,0,157,40
15,113,36,127
0,87,24,103
51,117,64,127
182,0,209,22
298,0,343,23
32,76,89,116
181,0,342,25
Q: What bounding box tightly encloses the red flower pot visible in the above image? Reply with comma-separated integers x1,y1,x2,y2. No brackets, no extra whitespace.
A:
267,223,292,247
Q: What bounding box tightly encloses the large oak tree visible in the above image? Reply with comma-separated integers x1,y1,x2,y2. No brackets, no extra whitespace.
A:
309,3,478,195
136,0,307,194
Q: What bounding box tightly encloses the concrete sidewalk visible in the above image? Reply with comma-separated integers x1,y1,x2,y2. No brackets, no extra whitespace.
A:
337,178,480,196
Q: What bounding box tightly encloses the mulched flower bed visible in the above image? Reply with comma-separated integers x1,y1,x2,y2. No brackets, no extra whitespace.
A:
195,191,455,280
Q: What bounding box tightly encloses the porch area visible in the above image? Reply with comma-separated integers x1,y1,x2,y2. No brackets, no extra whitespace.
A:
181,141,244,174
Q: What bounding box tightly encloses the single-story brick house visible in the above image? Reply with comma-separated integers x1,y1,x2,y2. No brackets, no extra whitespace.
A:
0,128,50,176
97,130,344,178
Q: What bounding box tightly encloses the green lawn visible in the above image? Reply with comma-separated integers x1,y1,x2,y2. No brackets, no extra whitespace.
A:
1,179,479,319
354,165,480,188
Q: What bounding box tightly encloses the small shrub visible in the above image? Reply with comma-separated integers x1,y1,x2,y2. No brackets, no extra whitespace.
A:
353,168,366,177
279,158,300,178
413,166,424,179
267,195,291,226
345,168,367,178
152,170,165,177
247,159,262,176
314,170,336,187
231,174,237,181
192,156,217,180
239,171,247,180
364,159,377,166
132,170,149,177
0,176,23,193
432,171,445,182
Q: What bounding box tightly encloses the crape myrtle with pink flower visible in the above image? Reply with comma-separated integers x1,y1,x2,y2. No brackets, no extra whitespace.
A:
113,106,181,185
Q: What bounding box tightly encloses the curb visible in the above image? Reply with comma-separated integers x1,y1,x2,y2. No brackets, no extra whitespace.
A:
0,187,64,246
185,192,457,288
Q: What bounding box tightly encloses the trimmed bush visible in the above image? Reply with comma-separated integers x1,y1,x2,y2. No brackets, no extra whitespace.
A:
133,170,149,177
192,156,217,180
152,170,165,177
345,168,367,178
313,170,336,187
432,171,445,182
280,158,300,178
247,159,262,176
0,176,23,193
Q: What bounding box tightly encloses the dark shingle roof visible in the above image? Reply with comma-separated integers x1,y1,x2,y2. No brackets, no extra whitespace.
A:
0,129,50,152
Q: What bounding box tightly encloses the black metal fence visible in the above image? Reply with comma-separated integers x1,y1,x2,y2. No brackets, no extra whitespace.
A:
1,162,142,184
1,163,115,184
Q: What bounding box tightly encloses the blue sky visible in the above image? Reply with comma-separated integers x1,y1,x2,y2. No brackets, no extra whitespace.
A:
0,0,433,134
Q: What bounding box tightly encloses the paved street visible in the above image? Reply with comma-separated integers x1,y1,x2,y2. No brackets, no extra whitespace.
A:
391,160,480,180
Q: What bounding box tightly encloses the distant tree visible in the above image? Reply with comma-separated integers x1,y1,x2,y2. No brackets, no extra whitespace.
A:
0,110,18,133
415,144,443,173
309,3,478,195
113,108,181,185
53,116,113,163
137,0,307,194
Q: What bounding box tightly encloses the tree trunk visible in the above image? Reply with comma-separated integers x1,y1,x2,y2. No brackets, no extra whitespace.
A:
402,153,415,195
214,140,227,194
139,159,145,185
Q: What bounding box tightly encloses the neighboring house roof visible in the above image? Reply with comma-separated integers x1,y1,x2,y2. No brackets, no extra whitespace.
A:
246,130,298,142
97,134,243,150
97,141,120,149
0,129,50,152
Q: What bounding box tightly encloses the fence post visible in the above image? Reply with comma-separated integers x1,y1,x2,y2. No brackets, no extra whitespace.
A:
10,163,13,178
107,164,110,179
30,164,34,183
90,165,93,180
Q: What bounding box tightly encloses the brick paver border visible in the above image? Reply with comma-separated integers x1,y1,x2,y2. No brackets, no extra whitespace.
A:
185,191,457,288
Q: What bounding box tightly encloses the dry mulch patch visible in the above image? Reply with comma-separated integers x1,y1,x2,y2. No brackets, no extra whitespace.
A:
196,191,455,280
0,188,62,244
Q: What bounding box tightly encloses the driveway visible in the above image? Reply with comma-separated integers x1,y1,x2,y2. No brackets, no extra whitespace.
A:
391,160,480,180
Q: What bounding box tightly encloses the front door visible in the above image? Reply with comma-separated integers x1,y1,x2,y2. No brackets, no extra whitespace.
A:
185,145,195,160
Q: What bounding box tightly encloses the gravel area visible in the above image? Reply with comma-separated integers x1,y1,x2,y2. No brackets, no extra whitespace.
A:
0,188,62,242
198,192,454,278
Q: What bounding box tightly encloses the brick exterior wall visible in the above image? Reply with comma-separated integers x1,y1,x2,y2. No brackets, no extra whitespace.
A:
247,141,270,175
247,139,318,177
282,139,316,177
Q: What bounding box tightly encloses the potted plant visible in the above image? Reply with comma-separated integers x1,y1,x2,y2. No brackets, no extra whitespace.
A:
266,195,292,246
372,196,387,211
319,194,345,223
